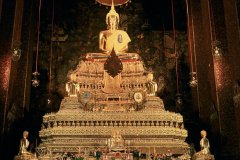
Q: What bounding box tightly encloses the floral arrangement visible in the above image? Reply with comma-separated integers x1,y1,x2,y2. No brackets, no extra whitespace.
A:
58,152,84,160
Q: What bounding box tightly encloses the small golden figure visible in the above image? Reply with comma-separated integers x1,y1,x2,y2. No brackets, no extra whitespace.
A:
199,130,210,154
146,73,158,96
19,131,32,155
193,130,215,160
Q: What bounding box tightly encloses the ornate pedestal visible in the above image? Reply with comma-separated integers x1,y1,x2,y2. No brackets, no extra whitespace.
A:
37,96,189,159
193,154,215,160
36,2,190,159
14,154,38,160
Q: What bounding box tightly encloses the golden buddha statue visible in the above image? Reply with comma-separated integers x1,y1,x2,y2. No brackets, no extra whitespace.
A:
146,73,158,96
99,1,131,55
109,130,125,149
18,131,33,156
193,130,215,160
199,130,210,154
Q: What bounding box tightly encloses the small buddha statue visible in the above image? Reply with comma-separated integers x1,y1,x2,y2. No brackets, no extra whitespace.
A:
146,73,158,96
193,130,214,160
18,131,33,156
199,130,210,154
99,1,131,55
110,130,124,149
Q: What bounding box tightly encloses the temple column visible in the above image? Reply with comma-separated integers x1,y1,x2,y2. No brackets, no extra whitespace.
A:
0,0,23,142
189,0,240,159
222,0,240,143
211,0,240,158
0,0,35,159
189,0,215,123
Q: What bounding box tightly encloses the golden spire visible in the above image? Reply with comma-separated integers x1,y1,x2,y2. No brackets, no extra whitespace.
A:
106,0,119,27
111,0,115,10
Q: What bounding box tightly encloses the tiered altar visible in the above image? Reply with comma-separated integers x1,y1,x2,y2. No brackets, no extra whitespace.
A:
36,3,189,160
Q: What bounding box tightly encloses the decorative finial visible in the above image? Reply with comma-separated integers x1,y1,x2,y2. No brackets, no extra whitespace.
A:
111,0,114,10
106,0,119,27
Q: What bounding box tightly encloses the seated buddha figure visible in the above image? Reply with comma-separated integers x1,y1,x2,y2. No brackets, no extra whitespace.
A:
193,130,214,160
99,2,131,55
18,131,33,156
146,73,158,96
110,130,124,150
199,130,210,154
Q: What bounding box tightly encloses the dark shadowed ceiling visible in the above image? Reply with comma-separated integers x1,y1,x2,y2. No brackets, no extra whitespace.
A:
42,0,187,31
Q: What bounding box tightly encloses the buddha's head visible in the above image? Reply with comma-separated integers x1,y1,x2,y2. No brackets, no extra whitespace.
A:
200,130,207,138
147,73,154,82
106,1,119,31
23,131,29,138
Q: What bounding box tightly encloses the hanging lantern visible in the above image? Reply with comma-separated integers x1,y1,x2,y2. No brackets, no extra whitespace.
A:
212,40,222,57
32,0,42,88
12,47,22,61
176,93,182,106
32,71,40,87
47,92,53,105
11,41,22,61
189,72,198,87
185,0,197,88
47,98,51,105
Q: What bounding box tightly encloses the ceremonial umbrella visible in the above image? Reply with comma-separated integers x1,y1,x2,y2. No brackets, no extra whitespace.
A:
96,0,130,6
